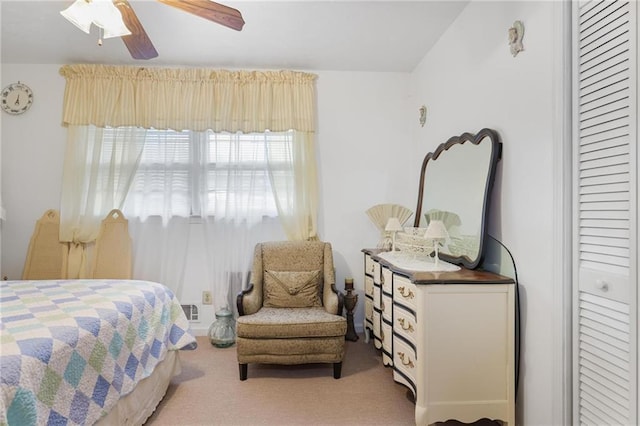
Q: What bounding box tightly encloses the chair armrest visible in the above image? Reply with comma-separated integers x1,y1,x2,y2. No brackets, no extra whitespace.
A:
329,283,344,316
237,284,252,316
322,260,343,315
238,244,265,316
237,282,262,316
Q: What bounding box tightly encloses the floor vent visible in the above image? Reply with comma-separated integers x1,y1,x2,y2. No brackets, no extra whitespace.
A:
181,304,200,322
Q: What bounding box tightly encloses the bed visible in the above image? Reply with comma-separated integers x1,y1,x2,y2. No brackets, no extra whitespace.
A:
0,279,198,425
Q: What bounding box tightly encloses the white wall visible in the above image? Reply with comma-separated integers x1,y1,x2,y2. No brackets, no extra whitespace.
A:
316,70,415,303
409,1,560,425
1,64,67,281
0,64,414,333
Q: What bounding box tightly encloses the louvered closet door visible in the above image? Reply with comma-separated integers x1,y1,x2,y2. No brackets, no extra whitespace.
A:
574,1,638,424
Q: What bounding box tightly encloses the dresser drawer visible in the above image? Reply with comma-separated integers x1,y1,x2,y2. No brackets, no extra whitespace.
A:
393,336,417,386
373,261,381,284
364,254,375,275
382,293,392,321
365,298,373,322
393,275,417,311
393,369,416,398
373,310,382,349
394,304,417,346
382,320,393,354
381,266,393,294
364,275,374,296
382,320,393,366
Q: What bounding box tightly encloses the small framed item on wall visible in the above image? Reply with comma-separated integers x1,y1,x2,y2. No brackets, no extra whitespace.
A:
1,81,33,115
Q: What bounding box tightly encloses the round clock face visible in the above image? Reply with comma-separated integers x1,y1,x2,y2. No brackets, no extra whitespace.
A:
1,82,34,115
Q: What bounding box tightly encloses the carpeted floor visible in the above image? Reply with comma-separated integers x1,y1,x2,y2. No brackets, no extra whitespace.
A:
145,334,416,425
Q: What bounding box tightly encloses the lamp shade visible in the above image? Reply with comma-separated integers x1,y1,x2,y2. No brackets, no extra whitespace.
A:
385,217,404,232
60,0,93,34
424,220,449,241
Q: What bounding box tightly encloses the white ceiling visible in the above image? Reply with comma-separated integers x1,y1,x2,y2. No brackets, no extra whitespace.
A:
1,0,468,72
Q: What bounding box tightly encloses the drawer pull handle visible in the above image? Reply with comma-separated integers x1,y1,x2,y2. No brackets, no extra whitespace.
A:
397,286,415,299
397,318,414,332
397,352,414,368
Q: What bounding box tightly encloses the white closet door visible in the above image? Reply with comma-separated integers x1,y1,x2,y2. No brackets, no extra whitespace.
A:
574,0,638,424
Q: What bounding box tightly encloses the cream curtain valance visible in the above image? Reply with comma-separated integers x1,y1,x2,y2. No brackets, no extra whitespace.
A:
59,64,317,133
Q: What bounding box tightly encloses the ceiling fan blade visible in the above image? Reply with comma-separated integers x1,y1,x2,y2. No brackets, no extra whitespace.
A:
157,0,245,31
114,0,159,60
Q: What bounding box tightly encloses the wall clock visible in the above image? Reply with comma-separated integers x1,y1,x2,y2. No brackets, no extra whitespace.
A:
1,82,34,115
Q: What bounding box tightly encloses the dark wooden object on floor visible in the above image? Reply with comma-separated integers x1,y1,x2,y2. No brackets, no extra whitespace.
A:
344,278,359,341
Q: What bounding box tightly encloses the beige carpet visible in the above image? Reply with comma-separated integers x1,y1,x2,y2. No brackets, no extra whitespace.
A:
145,335,416,426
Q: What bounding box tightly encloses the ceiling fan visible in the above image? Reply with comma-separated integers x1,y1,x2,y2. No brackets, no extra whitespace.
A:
62,0,245,60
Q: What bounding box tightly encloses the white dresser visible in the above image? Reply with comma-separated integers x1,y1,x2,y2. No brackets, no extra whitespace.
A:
363,248,516,426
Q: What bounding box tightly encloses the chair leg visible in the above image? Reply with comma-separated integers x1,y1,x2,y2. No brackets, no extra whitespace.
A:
239,363,248,381
333,362,342,379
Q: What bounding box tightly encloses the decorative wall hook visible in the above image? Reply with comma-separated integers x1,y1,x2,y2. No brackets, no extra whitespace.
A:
419,105,427,127
508,20,524,57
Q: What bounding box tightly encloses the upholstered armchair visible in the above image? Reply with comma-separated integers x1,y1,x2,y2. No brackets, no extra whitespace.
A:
236,241,347,380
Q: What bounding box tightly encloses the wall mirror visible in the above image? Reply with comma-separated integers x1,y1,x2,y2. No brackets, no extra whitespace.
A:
414,128,501,269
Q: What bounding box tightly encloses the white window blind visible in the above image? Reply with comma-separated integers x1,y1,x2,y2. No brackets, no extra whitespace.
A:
119,129,293,220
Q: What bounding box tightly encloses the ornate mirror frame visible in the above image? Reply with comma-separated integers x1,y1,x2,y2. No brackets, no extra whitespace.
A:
414,128,502,269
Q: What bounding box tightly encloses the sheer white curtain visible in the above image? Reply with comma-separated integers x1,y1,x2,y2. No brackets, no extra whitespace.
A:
198,132,288,310
59,125,146,278
202,218,284,312
122,129,193,296
122,130,286,306
267,130,319,241
126,217,191,298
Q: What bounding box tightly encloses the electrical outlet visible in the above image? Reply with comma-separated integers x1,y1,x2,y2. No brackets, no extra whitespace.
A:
202,291,212,305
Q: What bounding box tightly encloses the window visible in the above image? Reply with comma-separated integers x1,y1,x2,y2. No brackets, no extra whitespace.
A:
110,128,294,220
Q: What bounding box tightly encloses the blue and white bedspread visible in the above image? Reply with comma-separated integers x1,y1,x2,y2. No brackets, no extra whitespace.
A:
0,279,197,426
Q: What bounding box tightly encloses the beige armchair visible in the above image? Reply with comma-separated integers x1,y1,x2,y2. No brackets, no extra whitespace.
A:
236,241,347,380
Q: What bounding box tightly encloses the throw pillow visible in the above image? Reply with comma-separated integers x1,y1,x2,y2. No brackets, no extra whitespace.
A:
263,270,322,308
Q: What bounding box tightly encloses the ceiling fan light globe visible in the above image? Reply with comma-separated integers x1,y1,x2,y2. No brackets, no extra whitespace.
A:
60,0,93,34
100,21,132,38
91,0,132,38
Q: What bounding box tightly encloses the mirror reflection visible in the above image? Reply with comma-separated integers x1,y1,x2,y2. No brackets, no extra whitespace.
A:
414,129,501,269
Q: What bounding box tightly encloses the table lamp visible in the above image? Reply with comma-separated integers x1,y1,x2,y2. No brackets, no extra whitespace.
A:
424,220,449,268
385,217,404,251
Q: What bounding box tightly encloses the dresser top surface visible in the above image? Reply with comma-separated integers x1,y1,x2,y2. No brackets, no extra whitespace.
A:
362,248,515,285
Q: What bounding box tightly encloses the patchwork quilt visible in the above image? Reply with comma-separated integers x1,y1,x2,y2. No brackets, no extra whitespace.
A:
0,279,197,426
